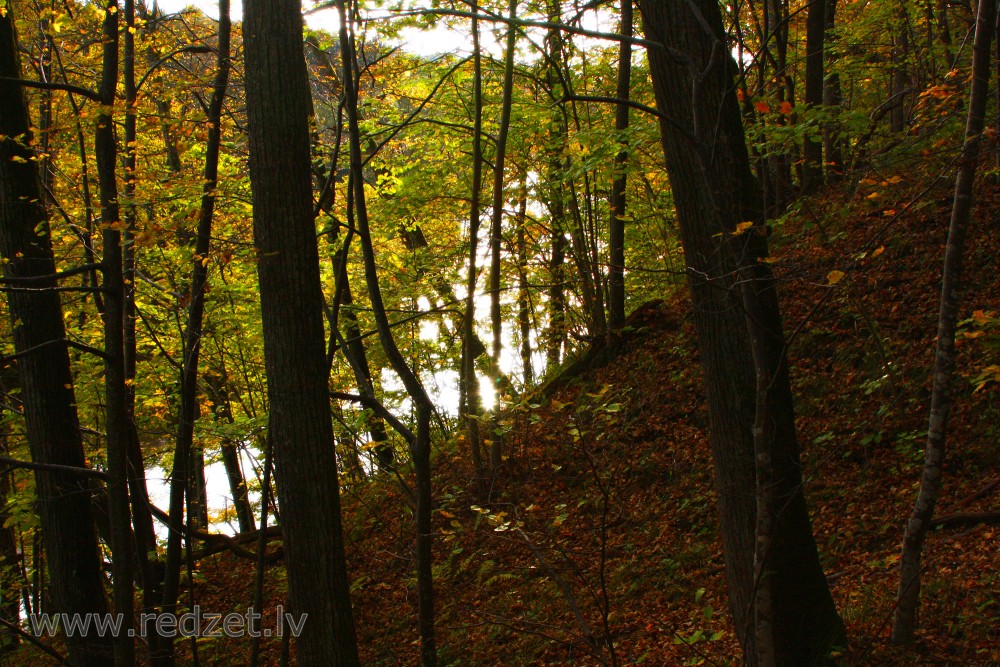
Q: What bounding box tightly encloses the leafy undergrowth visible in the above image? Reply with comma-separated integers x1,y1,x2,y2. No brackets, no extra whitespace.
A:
13,175,1000,666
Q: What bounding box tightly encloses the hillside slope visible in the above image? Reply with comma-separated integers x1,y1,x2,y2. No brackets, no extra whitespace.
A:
27,177,995,667
336,176,999,665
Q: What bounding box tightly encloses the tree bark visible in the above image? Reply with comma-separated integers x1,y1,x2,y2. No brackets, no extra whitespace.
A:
203,371,255,532
462,1,487,492
158,2,232,661
638,1,845,663
608,0,633,338
514,186,534,387
333,3,437,662
802,0,826,193
892,0,996,645
93,1,138,662
544,0,568,373
822,0,845,180
0,12,114,665
242,0,360,660
121,0,160,637
487,0,519,468
329,242,395,473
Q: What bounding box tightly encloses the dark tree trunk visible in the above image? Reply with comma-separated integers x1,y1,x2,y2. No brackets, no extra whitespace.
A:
330,246,395,473
121,0,160,633
462,1,486,491
487,0,519,469
333,2,437,662
890,8,912,133
802,0,826,193
758,0,793,214
204,372,255,532
608,0,633,338
544,0,568,373
93,1,138,662
638,1,845,664
546,219,567,372
159,3,232,661
995,0,1000,182
892,0,996,645
0,13,114,666
514,187,534,387
822,0,845,180
243,0,360,660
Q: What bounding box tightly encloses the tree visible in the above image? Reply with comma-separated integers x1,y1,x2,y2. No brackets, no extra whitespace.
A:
332,1,438,661
638,0,846,663
242,0,360,661
892,0,997,645
802,0,827,193
0,8,113,665
486,0,519,468
158,0,232,662
607,0,633,339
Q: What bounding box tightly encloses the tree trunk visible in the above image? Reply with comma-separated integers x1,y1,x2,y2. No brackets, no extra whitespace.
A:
514,186,534,387
330,244,395,473
333,3,437,662
203,372,256,532
822,0,845,180
242,0,360,660
759,0,793,214
892,0,996,645
608,0,633,338
638,1,846,663
158,2,232,659
487,0,519,469
94,1,138,662
544,0,568,373
121,0,160,634
0,12,113,666
462,1,487,492
802,0,826,193
890,8,912,133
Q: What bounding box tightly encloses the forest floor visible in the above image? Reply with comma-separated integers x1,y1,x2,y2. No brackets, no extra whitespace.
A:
12,174,1000,666
187,174,1000,665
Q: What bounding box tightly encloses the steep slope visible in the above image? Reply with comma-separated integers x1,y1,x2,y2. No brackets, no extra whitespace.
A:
195,177,999,666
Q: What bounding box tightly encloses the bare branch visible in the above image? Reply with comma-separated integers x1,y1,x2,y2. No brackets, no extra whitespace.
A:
0,455,108,481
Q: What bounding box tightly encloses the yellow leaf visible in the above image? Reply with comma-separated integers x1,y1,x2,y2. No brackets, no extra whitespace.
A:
886,175,903,184
827,270,845,285
870,245,885,258
734,221,754,234
866,191,879,200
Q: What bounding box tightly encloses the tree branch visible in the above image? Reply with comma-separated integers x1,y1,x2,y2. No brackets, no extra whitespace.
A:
1,338,109,363
309,6,664,51
0,75,101,101
0,263,103,285
0,455,108,481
